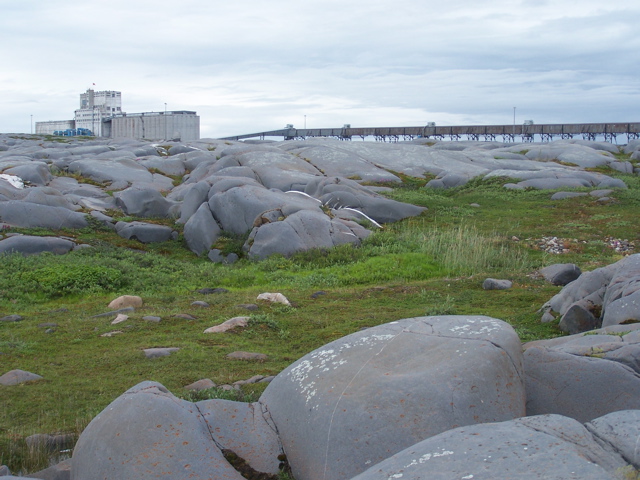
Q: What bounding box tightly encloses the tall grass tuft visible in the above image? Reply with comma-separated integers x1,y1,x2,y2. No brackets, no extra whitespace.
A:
400,223,535,276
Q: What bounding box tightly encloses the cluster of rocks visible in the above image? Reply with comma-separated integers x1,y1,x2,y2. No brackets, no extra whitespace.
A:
541,253,640,334
3,315,640,479
0,134,633,260
606,236,635,254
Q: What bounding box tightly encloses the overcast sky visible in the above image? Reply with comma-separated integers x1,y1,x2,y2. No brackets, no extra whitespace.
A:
1,0,639,138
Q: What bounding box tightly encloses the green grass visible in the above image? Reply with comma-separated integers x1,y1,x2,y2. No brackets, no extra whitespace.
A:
0,165,638,475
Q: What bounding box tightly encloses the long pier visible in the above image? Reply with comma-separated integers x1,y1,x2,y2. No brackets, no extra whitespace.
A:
220,122,640,143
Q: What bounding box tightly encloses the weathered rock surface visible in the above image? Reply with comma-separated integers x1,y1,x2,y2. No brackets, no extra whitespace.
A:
196,399,283,475
523,323,640,422
351,413,633,480
260,315,525,480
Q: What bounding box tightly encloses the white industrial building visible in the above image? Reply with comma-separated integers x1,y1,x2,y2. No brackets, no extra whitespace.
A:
108,111,200,141
35,89,200,141
74,90,122,137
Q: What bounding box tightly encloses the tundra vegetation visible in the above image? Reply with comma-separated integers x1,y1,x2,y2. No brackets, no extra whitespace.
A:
1,162,639,475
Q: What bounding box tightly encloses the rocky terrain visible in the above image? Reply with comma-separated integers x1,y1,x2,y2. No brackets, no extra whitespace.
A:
4,312,640,479
2,134,640,479
0,134,634,260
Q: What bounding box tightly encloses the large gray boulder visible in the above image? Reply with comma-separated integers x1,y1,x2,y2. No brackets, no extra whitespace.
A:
351,414,631,480
244,209,368,259
176,180,211,223
208,183,321,234
0,201,88,229
114,187,178,218
71,381,245,480
183,203,221,256
259,315,525,480
115,221,175,244
543,254,640,331
523,324,640,422
0,235,76,256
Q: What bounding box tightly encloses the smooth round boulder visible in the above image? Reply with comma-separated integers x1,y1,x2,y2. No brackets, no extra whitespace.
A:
259,315,525,480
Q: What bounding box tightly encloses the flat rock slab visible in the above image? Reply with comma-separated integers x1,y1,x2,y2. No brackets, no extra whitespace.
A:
351,414,628,480
0,369,43,386
260,315,525,480
204,316,250,333
142,347,180,359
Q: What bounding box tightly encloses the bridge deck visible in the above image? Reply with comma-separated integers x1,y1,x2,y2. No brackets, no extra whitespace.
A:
220,122,640,143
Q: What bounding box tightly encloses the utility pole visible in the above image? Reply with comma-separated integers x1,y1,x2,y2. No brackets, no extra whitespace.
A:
164,103,167,140
30,115,33,134
513,107,516,135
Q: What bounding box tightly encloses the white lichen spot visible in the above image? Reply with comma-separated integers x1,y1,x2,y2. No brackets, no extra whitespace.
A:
461,475,474,479
287,333,396,405
404,449,454,468
388,474,403,479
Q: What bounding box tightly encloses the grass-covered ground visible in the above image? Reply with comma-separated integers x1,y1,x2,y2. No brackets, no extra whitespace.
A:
1,165,639,475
